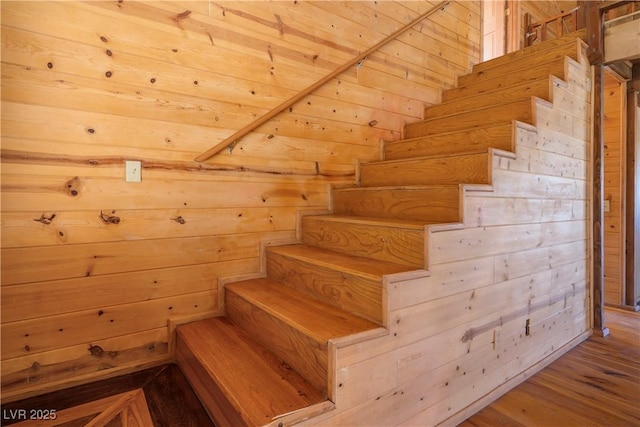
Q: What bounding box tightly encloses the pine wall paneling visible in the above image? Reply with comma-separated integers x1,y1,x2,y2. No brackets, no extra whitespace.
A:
603,69,626,306
0,0,481,401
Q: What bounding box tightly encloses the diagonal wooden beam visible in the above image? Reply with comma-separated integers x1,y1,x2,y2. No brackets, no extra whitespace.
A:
194,1,450,163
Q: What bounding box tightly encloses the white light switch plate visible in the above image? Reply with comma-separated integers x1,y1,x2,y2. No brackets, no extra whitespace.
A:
125,160,142,182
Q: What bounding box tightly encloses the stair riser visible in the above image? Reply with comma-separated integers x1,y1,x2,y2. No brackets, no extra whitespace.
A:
405,101,531,139
458,41,578,86
384,124,513,161
360,152,491,187
425,79,550,119
472,31,584,73
301,216,423,268
225,290,328,393
444,60,566,102
266,249,383,323
332,187,460,223
176,338,247,427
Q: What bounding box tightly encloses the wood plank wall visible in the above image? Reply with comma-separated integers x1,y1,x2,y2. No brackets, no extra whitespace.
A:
302,43,592,426
0,1,480,402
603,69,626,305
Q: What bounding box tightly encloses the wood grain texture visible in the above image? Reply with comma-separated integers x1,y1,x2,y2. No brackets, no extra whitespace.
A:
360,150,492,187
460,308,640,427
265,244,400,323
1,291,215,358
604,16,640,63
301,215,425,268
332,185,461,223
300,33,592,427
177,317,328,426
473,29,585,73
0,5,600,427
384,123,514,161
444,59,568,102
225,282,330,393
458,39,580,86
404,100,533,138
425,78,552,119
223,276,383,397
603,69,626,306
1,0,480,400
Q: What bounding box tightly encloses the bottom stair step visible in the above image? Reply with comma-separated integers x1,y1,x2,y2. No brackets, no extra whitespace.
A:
176,317,331,427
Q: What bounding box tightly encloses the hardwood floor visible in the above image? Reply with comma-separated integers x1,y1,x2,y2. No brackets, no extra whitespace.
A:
460,307,640,427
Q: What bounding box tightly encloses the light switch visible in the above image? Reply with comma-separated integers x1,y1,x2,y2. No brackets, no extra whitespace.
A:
603,199,610,213
125,160,142,182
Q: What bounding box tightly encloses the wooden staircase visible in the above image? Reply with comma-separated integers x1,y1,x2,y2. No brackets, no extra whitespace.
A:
176,30,587,426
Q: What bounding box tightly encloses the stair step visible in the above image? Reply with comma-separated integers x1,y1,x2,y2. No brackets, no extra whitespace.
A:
225,277,381,393
472,30,585,73
384,123,514,161
267,244,409,322
360,150,492,187
332,184,460,223
176,316,329,427
459,38,581,86
444,58,567,102
404,99,532,139
300,214,425,268
425,77,551,119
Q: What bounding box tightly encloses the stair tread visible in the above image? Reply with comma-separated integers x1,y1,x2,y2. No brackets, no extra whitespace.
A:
304,214,431,229
227,277,381,343
268,244,410,278
178,316,327,426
